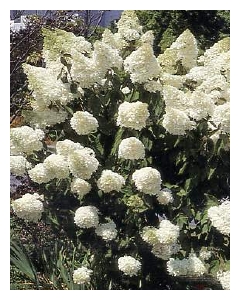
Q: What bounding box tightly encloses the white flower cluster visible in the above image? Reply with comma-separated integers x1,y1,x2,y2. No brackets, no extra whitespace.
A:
156,188,174,205
28,154,69,183
151,243,181,261
97,170,125,193
42,28,92,65
158,29,198,74
73,267,93,285
70,111,99,135
10,126,44,155
199,249,212,261
208,200,230,235
43,154,69,179
124,44,161,84
162,107,196,135
93,40,123,72
23,64,73,109
56,139,83,157
132,167,162,195
74,206,99,228
102,29,127,51
116,10,142,41
210,102,230,134
141,220,180,260
217,270,230,290
68,148,99,179
10,155,32,176
117,101,150,130
28,139,99,185
157,220,180,244
118,137,145,160
144,80,162,93
118,256,141,276
28,163,53,184
11,193,44,223
71,178,91,199
121,86,131,94
95,220,117,241
158,32,229,138
167,254,207,277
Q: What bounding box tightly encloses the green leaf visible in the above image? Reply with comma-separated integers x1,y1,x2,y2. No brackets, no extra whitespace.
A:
204,193,219,209
10,240,39,285
110,128,124,155
208,168,216,180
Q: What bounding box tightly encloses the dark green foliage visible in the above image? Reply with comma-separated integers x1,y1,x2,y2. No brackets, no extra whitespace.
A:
136,10,230,54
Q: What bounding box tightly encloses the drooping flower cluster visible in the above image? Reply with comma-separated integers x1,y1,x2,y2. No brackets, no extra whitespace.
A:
167,254,207,277
73,267,93,285
74,206,99,229
11,193,44,223
217,270,230,290
208,200,230,235
70,111,99,135
10,155,32,176
117,101,150,130
118,256,141,276
97,170,125,193
10,126,44,155
95,220,117,241
118,137,145,160
132,167,162,195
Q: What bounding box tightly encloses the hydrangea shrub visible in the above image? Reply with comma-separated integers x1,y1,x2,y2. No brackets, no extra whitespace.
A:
10,10,230,290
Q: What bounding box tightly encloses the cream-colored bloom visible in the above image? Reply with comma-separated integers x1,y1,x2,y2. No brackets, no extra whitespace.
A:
157,220,180,244
70,111,99,135
12,193,44,223
73,267,93,285
95,220,117,241
124,44,161,84
97,170,125,193
71,178,91,199
162,107,196,135
117,10,142,41
10,156,32,176
10,126,44,155
158,29,198,74
217,270,230,290
156,188,174,205
28,163,53,184
210,102,230,134
132,167,162,195
56,139,83,157
167,254,206,277
118,137,145,160
68,148,99,179
43,154,69,179
208,200,230,235
121,87,131,94
117,101,150,130
118,256,141,276
74,206,99,228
